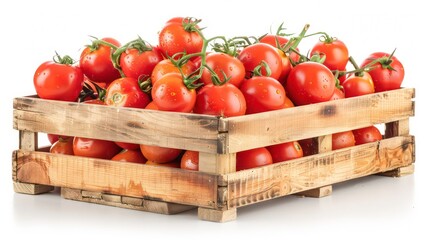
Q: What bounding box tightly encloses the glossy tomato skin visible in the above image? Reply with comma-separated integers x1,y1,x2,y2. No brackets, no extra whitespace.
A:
360,52,404,92
310,39,349,71
34,62,84,101
201,53,245,87
115,142,139,150
332,131,355,150
286,62,336,105
353,126,382,145
111,149,147,164
240,76,287,114
266,141,303,163
342,74,374,98
180,150,199,171
236,147,273,171
104,77,150,109
259,34,301,63
80,37,121,84
151,59,196,85
50,137,74,155
330,88,345,100
151,73,196,113
73,137,122,159
140,144,182,163
238,43,283,80
193,83,246,117
120,47,163,80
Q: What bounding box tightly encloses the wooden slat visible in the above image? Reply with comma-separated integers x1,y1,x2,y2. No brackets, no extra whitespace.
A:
225,88,415,153
13,150,219,208
224,136,414,208
13,182,54,195
295,185,332,198
13,97,223,153
198,208,237,222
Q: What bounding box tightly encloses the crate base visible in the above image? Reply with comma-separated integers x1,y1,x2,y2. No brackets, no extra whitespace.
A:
60,188,195,215
295,185,333,198
378,164,415,177
198,207,237,222
14,182,54,195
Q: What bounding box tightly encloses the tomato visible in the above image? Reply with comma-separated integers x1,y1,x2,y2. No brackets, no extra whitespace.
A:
286,62,336,105
146,160,181,168
353,126,382,145
332,131,355,150
310,37,349,71
79,37,122,84
140,144,182,163
276,49,293,85
47,134,70,145
238,43,283,80
111,149,147,164
240,76,287,114
50,137,74,155
193,83,246,117
34,55,84,101
330,88,345,100
200,52,245,87
360,52,404,92
120,45,163,80
236,147,273,171
342,73,374,98
104,77,150,108
180,150,199,171
145,101,159,110
266,141,303,163
158,17,203,58
151,73,197,113
73,137,122,159
151,59,196,85
115,142,139,150
283,96,295,109
259,34,301,63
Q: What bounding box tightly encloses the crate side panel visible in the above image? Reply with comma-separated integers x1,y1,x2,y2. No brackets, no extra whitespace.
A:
14,150,218,208
226,136,414,208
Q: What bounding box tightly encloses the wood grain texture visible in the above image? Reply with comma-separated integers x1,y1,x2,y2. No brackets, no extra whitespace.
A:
13,182,54,194
13,151,219,208
13,97,223,153
224,136,414,208
19,131,37,151
378,164,415,177
198,208,237,222
225,88,415,153
61,188,194,214
295,185,333,198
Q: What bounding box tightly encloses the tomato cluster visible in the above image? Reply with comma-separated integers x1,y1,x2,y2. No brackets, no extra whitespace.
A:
37,17,404,171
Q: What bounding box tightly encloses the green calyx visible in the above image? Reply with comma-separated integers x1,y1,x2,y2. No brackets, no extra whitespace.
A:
53,52,75,65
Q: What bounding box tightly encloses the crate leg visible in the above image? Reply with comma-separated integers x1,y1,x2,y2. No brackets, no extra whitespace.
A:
198,208,237,222
13,181,54,195
378,164,415,178
295,185,333,198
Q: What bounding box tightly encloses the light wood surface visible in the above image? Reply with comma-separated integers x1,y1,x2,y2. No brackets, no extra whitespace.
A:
295,185,333,198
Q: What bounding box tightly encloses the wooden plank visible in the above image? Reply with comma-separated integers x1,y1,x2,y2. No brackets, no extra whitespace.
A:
224,136,414,208
19,130,37,151
295,185,333,198
199,153,236,174
378,164,415,177
226,88,415,153
13,151,219,208
61,188,194,214
13,97,223,153
198,208,237,223
13,182,54,195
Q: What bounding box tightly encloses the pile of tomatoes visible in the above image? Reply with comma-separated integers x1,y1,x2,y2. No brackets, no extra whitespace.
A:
34,17,405,171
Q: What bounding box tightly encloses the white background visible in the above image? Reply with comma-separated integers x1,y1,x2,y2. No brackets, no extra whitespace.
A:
0,0,427,239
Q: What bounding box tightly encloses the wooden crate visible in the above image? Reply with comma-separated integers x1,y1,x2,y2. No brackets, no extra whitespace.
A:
12,88,415,222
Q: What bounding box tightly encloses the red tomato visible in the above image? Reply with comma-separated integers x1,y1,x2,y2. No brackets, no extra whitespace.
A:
286,62,336,105
310,38,349,71
240,76,287,114
342,74,374,98
330,88,345,100
180,150,199,171
353,126,382,145
151,73,197,113
146,160,181,168
360,52,404,92
115,142,139,150
151,59,196,85
120,45,163,80
140,144,182,163
200,52,245,87
111,149,147,164
283,96,295,109
73,137,122,159
79,37,122,84
104,77,150,109
193,83,246,117
50,137,74,155
332,131,355,150
47,134,70,145
259,34,301,63
276,49,293,85
158,17,203,58
34,55,84,101
236,147,273,171
266,141,303,163
238,43,283,80
145,101,159,110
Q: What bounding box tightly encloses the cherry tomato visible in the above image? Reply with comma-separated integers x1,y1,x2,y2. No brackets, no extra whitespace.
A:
286,62,336,105
79,37,122,84
120,45,163,80
360,52,404,92
180,150,199,171
73,137,122,159
330,88,345,100
200,52,245,87
353,126,382,145
139,144,182,163
276,49,293,85
310,37,349,71
259,34,301,63
115,142,139,150
151,73,197,113
332,131,355,150
342,74,374,98
283,96,295,109
240,76,287,114
193,83,246,117
151,59,196,85
145,101,159,110
236,147,273,171
47,134,70,145
104,77,150,109
238,43,283,80
266,141,303,163
34,55,84,101
111,149,147,164
50,137,74,155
